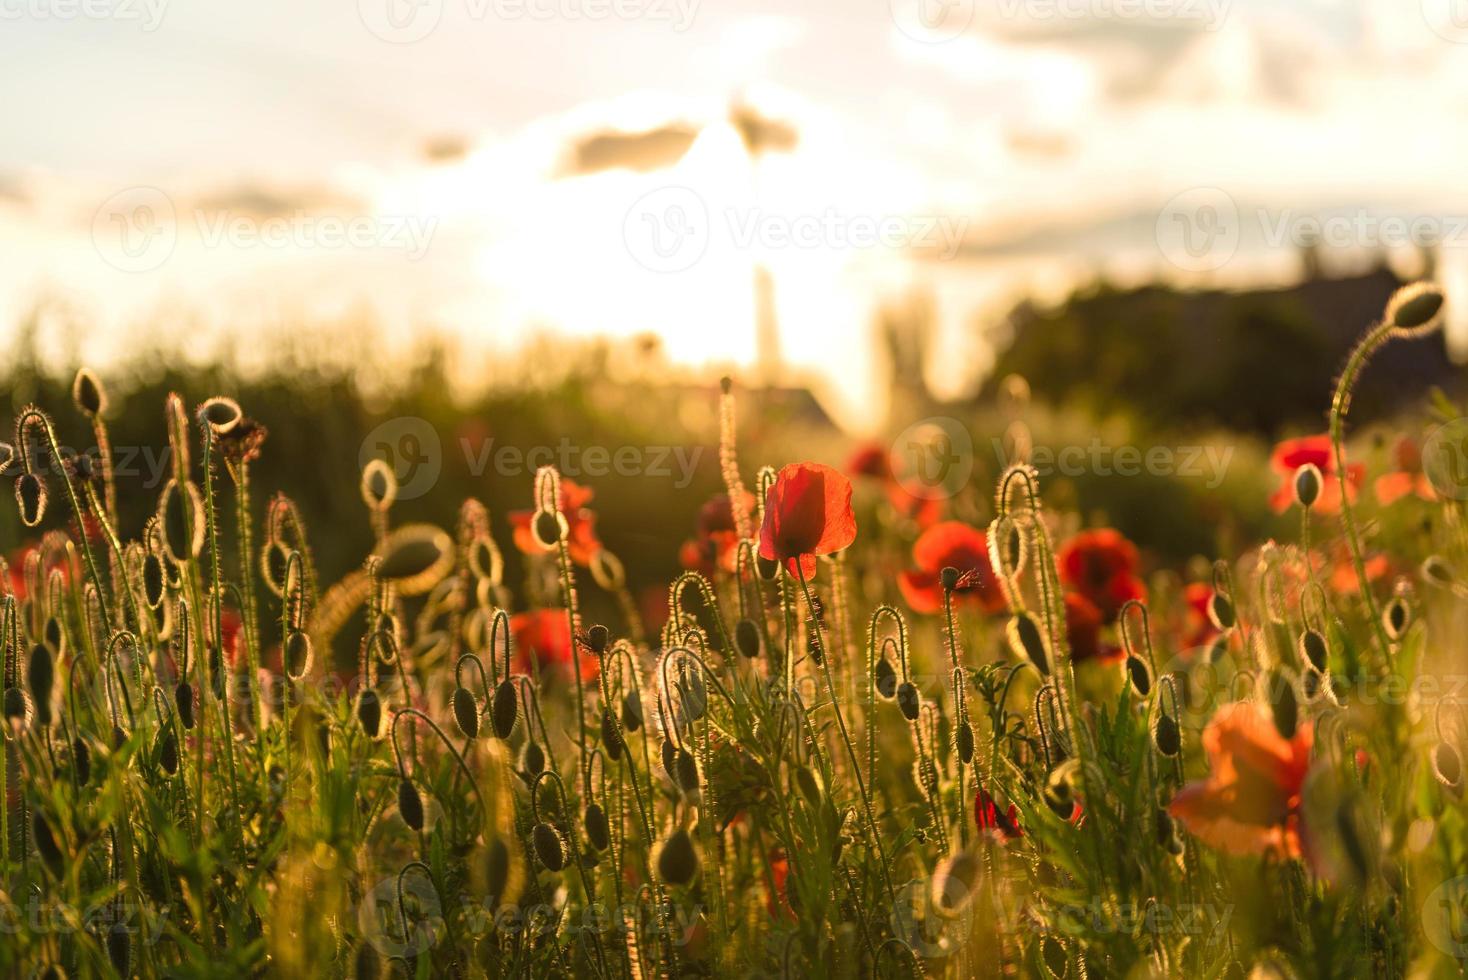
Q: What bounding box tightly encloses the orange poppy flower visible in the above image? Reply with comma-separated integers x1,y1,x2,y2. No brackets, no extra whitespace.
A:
509,478,602,566
898,521,1006,615
758,463,857,579
1169,702,1314,857
1269,434,1363,514
1058,528,1145,623
1374,437,1435,505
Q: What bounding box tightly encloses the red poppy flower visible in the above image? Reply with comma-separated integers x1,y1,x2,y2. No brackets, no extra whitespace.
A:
766,849,795,920
1169,701,1314,857
975,787,1023,841
1374,437,1435,505
509,479,602,566
758,463,857,579
1064,592,1122,665
1268,434,1363,514
510,609,594,682
898,521,1006,615
1058,529,1145,623
845,442,891,480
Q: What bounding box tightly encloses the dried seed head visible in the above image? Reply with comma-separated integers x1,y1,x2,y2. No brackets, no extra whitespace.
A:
17,472,47,527
874,655,898,699
657,827,698,885
1267,670,1299,740
360,459,398,511
930,845,982,918
521,740,546,776
375,524,454,596
1299,629,1328,673
1008,613,1050,675
621,690,643,732
1293,463,1322,509
197,396,243,435
735,618,761,659
1382,595,1411,641
1125,656,1152,698
284,630,313,680
398,778,425,831
533,822,567,871
896,681,920,721
355,688,383,739
1207,592,1235,632
584,803,610,852
1433,741,1463,790
1152,712,1181,757
600,711,623,760
453,687,480,739
491,679,517,739
72,368,107,417
533,510,565,549
1385,281,1446,335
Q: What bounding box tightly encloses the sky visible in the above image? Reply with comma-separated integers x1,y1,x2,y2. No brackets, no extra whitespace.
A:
4,0,1468,429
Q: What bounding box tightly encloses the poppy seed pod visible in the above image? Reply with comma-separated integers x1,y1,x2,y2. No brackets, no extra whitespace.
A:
1207,592,1235,632
27,644,54,727
621,689,643,732
284,630,313,680
1152,712,1181,757
1268,670,1299,740
532,822,567,871
491,680,518,739
453,687,480,739
1293,463,1322,509
1382,595,1411,641
17,472,47,527
896,681,920,721
72,367,107,416
600,712,623,760
657,827,698,885
360,459,398,511
533,511,565,549
930,846,982,918
1386,281,1445,334
1125,656,1152,698
939,566,960,591
586,624,609,656
355,688,382,739
398,778,425,831
1008,613,1050,675
735,618,762,659
1433,741,1463,790
584,803,610,852
522,740,546,776
73,738,91,786
874,656,898,699
1299,629,1328,673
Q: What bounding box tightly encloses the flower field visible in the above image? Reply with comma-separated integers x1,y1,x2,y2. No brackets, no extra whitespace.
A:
2,282,1467,979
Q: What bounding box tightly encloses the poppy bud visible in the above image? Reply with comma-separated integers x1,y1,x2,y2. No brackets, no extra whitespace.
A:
1268,670,1298,740
657,827,698,885
3,686,25,727
584,803,610,852
73,738,91,786
522,740,546,776
17,473,46,527
1207,592,1235,632
1293,463,1322,509
33,810,64,875
672,747,699,793
930,846,982,917
160,480,205,561
157,729,179,775
453,687,480,739
1386,281,1445,333
756,555,779,581
1301,668,1323,701
533,511,564,549
1299,629,1328,673
355,688,382,739
1382,595,1410,640
896,681,920,721
874,656,898,699
27,644,54,727
375,525,454,594
661,738,677,777
939,566,960,591
952,720,973,763
586,624,609,655
600,712,623,760
533,822,566,871
1008,613,1050,675
1125,656,1152,698
72,367,107,416
142,552,167,609
1423,556,1455,588
398,778,425,831
197,396,243,435
284,630,313,680
491,679,517,739
735,619,761,659
677,669,708,722
621,689,643,732
360,459,398,512
1152,712,1181,757
1433,741,1463,790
